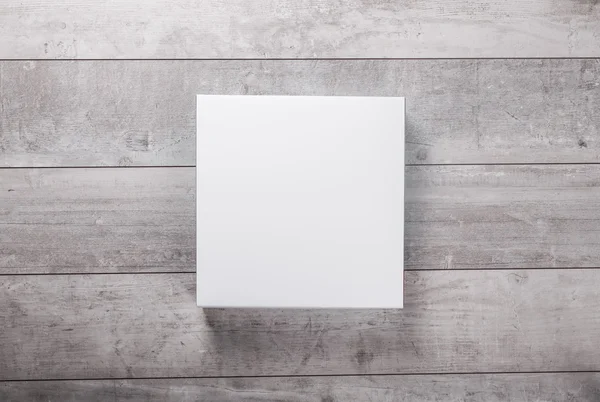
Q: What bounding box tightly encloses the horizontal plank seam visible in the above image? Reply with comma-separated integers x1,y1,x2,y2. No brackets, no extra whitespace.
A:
3,267,600,276
0,165,193,169
3,162,600,170
0,57,599,62
0,223,190,226
407,162,600,167
3,370,600,382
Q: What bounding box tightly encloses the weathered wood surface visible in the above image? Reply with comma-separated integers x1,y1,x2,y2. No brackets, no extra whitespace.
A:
2,165,600,274
1,59,599,167
2,373,600,401
0,168,195,274
2,270,600,379
1,0,599,59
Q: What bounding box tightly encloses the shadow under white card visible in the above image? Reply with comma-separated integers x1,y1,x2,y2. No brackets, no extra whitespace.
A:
197,95,404,308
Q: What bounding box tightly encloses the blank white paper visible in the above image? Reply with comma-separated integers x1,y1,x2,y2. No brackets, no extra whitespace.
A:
197,95,404,308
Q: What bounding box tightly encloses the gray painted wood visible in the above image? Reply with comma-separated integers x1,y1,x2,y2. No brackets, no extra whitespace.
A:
1,59,599,167
1,1,599,58
2,270,600,379
2,373,600,401
2,165,600,274
0,167,195,273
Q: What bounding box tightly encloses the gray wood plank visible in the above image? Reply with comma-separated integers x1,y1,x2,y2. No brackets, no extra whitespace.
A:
0,168,195,273
1,59,599,167
1,1,599,58
2,270,600,379
2,373,600,401
3,164,600,274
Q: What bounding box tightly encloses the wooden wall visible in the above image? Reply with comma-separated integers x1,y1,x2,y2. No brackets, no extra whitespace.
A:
1,1,600,400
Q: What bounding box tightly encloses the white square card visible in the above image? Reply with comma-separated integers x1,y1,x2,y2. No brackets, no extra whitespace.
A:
197,95,404,308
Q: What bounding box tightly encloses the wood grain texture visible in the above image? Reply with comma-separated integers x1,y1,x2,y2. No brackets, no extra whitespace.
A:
1,0,599,58
3,164,600,274
0,168,195,273
2,373,600,401
1,59,599,167
2,270,600,379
